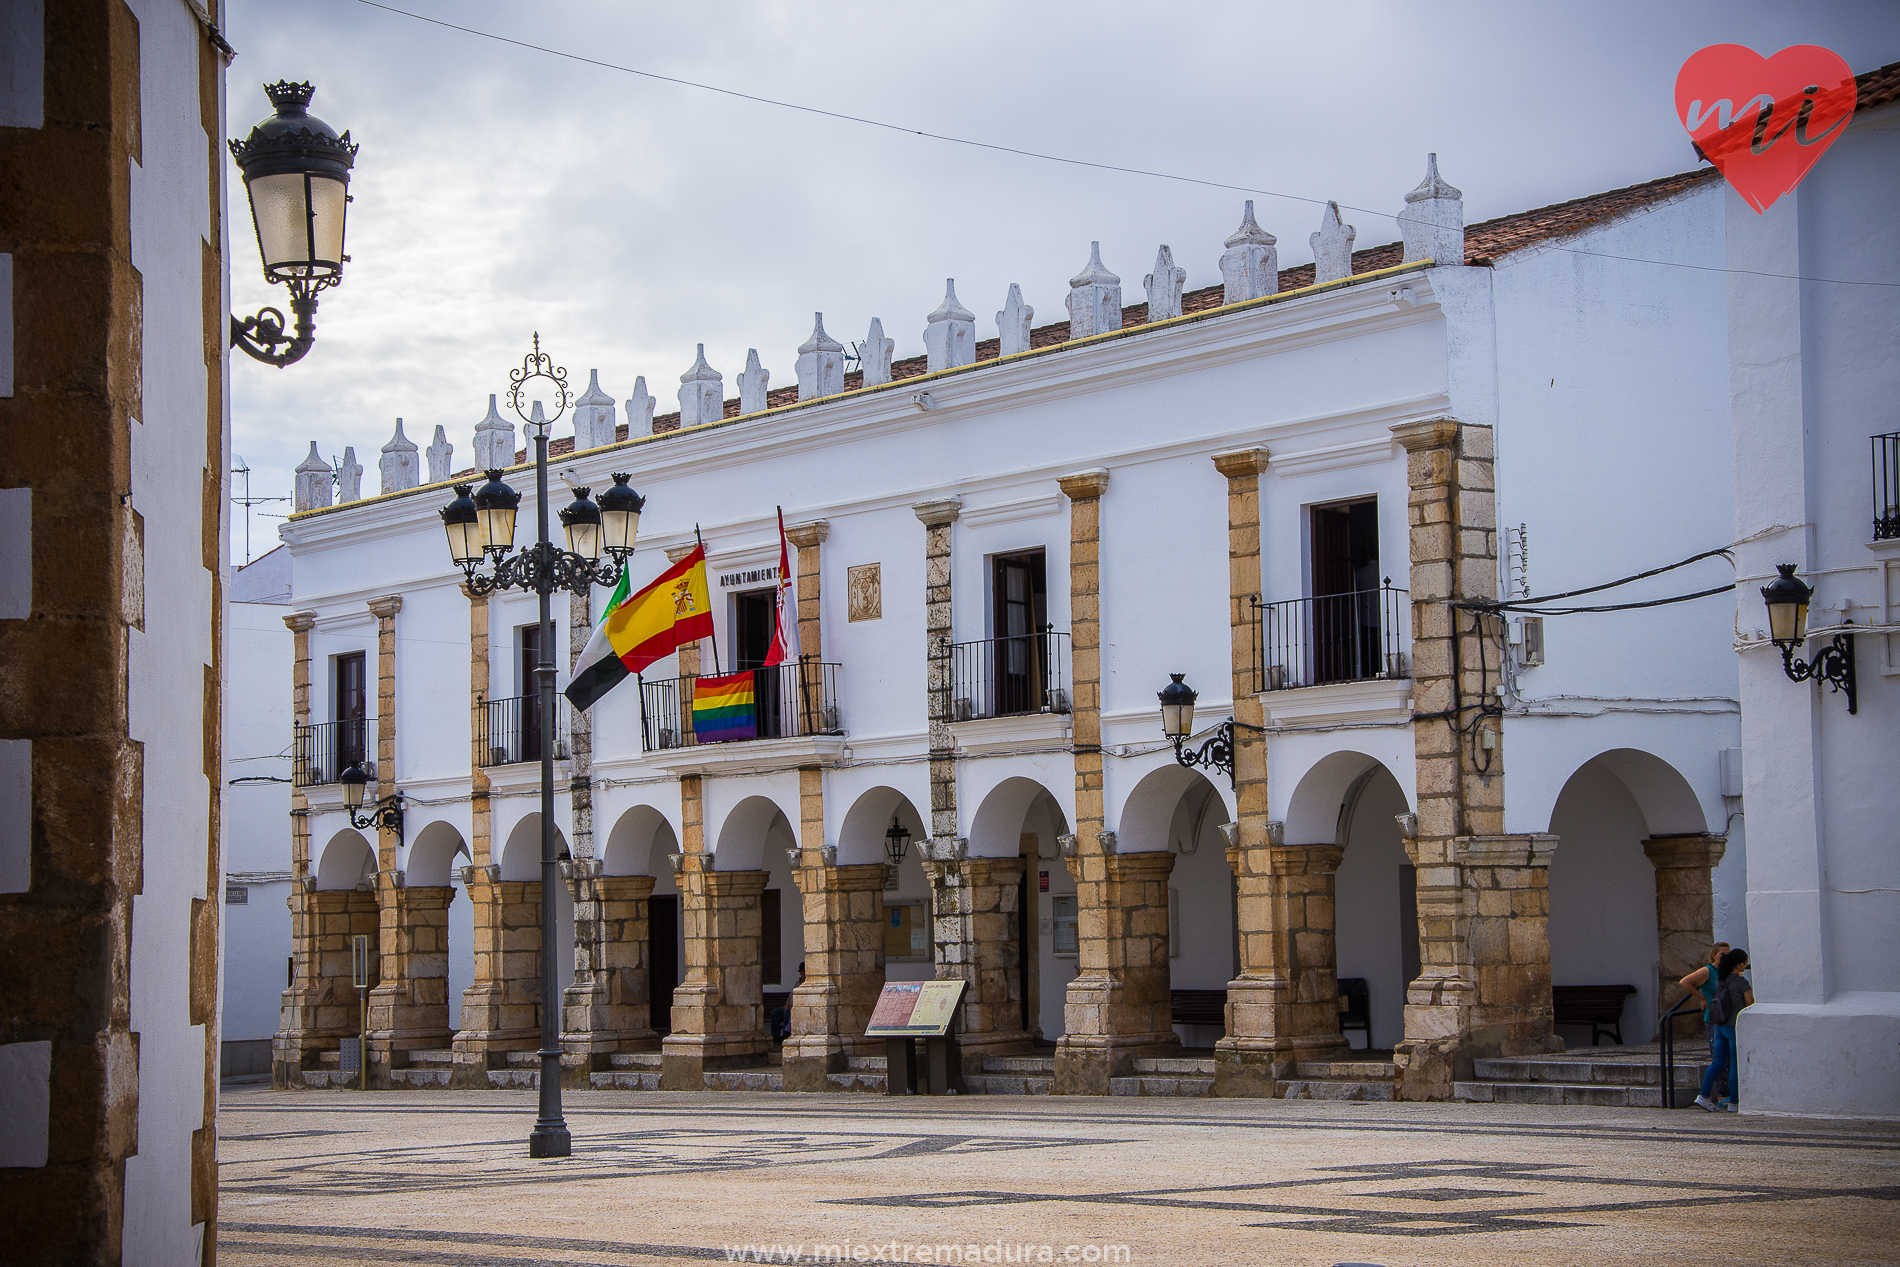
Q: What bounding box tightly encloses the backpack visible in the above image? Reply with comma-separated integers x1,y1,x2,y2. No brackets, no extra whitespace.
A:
1709,973,1747,1026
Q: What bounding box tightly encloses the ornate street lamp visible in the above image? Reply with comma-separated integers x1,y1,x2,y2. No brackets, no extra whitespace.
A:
337,762,404,838
1157,673,1262,788
884,816,913,866
440,335,645,1159
1761,563,1856,714
228,81,358,366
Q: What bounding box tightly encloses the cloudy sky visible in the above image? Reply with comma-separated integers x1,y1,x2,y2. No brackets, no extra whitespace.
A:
223,0,1900,562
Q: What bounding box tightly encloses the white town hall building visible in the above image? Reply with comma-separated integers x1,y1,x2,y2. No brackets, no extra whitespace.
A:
256,63,1900,1117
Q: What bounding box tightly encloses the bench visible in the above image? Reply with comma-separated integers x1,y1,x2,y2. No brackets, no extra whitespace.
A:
1553,984,1637,1046
1170,989,1227,1029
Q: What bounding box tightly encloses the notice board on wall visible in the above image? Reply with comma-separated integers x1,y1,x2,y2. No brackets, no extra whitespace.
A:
863,979,966,1037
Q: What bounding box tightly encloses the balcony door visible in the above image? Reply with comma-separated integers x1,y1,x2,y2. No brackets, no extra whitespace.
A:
517,624,545,762
731,587,778,738
990,550,1047,715
333,650,367,778
1310,499,1379,684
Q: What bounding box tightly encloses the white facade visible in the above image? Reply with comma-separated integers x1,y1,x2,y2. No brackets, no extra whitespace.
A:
1728,99,1900,1120
223,549,294,1073
271,141,1815,1086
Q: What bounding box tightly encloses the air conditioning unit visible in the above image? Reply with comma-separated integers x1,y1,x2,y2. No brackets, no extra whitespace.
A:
821,706,841,732
658,728,679,750
489,746,509,767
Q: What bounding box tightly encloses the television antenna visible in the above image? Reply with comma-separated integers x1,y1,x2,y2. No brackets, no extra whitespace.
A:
231,455,290,565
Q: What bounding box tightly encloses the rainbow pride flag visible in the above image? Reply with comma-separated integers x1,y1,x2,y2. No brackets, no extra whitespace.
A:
691,671,756,743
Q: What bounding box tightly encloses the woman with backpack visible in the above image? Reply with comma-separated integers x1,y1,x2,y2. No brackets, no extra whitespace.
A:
1695,948,1752,1112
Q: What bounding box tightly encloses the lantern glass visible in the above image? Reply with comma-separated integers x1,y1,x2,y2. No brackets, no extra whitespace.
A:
247,172,349,282
473,471,520,554
1158,673,1198,738
885,817,911,866
339,763,368,811
597,474,644,555
566,518,600,563
445,517,482,566
1761,563,1813,646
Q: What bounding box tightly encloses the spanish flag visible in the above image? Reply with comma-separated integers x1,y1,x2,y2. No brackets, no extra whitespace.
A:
564,545,713,712
691,671,756,743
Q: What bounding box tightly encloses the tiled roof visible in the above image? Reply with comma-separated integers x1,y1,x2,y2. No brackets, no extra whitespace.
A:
507,57,1900,464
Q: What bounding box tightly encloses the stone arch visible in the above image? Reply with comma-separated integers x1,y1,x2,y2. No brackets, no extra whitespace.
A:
405,820,468,888
603,805,678,877
837,786,926,867
500,813,570,882
712,794,794,872
969,776,1068,858
1284,750,1405,845
1116,764,1221,854
1556,748,1709,837
315,828,374,890
1332,761,1414,1049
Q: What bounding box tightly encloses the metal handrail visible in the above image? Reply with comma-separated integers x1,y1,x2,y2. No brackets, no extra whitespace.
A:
1874,431,1899,541
637,658,841,752
948,629,1070,720
1251,582,1409,692
476,693,564,768
292,718,371,786
1657,991,1703,1109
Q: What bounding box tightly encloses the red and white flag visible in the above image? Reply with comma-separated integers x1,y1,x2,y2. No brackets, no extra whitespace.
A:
763,507,800,668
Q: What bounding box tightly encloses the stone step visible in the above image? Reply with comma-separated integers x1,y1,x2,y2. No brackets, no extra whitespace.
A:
1457,1080,1676,1108
407,1049,455,1067
963,1074,1051,1095
703,1069,783,1092
1109,1075,1215,1097
825,1071,885,1093
503,1049,544,1067
1132,1057,1216,1075
843,1055,888,1073
1295,1059,1396,1080
591,1071,660,1091
388,1068,449,1089
1472,1057,1697,1088
487,1068,539,1090
609,1051,664,1070
1280,1078,1395,1101
979,1056,1056,1075
298,1069,357,1090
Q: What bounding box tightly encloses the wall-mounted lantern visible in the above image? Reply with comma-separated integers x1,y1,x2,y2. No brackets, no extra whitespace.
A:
1761,563,1856,714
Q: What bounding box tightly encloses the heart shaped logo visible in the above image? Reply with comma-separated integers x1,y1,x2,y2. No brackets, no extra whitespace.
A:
1675,44,1856,213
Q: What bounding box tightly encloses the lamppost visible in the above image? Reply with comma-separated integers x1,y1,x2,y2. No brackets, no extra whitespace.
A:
228,81,358,366
1761,563,1857,714
336,762,405,839
1156,673,1263,788
439,335,645,1158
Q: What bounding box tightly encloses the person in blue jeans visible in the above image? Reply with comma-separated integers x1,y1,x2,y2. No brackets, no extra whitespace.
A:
1679,941,1731,1098
1696,948,1752,1112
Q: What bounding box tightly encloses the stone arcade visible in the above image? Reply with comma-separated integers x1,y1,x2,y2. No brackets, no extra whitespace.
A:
268,70,1899,1111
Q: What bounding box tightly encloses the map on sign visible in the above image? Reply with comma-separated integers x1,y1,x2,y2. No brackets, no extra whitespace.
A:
864,979,966,1037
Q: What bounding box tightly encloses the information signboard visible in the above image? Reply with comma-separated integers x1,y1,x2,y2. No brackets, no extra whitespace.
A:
864,979,966,1037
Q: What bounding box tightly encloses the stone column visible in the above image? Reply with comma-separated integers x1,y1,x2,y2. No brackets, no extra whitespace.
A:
366,882,454,1085
924,843,1033,1068
1054,841,1180,1094
288,888,381,1076
1390,417,1560,1099
662,857,772,1088
913,499,961,845
1206,448,1298,1097
274,611,319,1087
561,861,659,1082
452,871,543,1085
784,859,889,1090
1645,834,1727,1033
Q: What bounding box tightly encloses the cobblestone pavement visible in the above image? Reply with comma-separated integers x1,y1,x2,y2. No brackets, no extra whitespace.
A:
217,1088,1900,1266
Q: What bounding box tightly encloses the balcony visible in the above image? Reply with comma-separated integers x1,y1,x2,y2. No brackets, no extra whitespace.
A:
1875,432,1899,541
476,694,565,768
638,659,841,753
949,630,1070,721
1252,583,1409,693
293,718,370,787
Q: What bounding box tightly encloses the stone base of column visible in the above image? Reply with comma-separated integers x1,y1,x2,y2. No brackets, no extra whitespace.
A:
1052,1031,1181,1095
451,981,540,1089
660,1032,771,1090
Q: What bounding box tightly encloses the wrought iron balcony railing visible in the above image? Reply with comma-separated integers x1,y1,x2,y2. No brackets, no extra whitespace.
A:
1875,431,1899,541
476,693,565,768
948,630,1070,721
1252,583,1409,692
292,718,371,787
638,659,841,752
